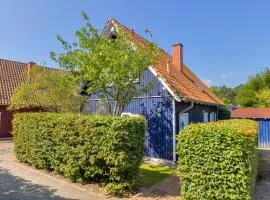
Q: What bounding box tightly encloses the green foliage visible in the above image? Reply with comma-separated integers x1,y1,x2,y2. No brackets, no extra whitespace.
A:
256,88,270,107
210,85,243,105
139,163,176,188
13,113,146,196
9,66,85,113
217,106,231,120
177,119,258,200
51,12,160,116
236,68,270,107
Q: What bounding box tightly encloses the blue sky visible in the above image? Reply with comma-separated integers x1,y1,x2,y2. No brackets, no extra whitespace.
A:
0,0,269,87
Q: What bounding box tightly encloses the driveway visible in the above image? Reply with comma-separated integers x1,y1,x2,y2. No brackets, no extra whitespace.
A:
0,139,119,200
255,149,270,200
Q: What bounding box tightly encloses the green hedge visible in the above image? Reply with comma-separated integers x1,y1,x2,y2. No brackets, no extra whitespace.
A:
217,106,231,120
13,113,146,196
177,119,258,200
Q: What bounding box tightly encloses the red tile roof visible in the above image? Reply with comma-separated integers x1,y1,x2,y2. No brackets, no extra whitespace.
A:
105,18,224,106
0,59,58,106
231,108,270,119
0,59,28,105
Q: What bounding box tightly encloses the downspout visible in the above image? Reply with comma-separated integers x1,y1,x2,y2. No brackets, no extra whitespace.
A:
172,99,176,162
173,100,194,163
180,100,194,114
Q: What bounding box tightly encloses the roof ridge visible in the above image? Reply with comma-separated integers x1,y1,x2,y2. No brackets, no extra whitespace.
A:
103,18,224,106
109,18,171,57
0,58,60,71
0,58,28,66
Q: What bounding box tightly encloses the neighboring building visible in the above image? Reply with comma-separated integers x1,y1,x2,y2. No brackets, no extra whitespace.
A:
84,19,224,162
0,59,48,137
231,107,270,149
227,104,240,112
0,59,34,137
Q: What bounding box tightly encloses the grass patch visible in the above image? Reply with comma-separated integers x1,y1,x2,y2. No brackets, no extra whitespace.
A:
139,163,176,188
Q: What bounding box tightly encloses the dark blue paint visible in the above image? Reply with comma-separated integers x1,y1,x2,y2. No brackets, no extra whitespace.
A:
175,102,217,133
84,67,218,161
124,97,173,160
258,120,270,149
84,68,173,160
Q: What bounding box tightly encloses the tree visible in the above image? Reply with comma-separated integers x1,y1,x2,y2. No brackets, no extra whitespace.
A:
9,66,85,113
51,13,159,116
236,68,270,107
209,85,240,105
256,88,270,107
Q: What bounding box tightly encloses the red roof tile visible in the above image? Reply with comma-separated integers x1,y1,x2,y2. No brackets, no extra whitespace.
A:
231,108,270,119
105,18,224,106
0,59,59,106
0,59,28,105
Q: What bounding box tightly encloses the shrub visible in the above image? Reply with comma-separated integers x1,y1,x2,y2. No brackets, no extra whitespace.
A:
13,113,146,196
217,106,231,120
177,119,258,200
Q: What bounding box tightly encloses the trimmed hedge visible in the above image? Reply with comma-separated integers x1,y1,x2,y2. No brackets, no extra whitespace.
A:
13,113,146,196
177,119,258,200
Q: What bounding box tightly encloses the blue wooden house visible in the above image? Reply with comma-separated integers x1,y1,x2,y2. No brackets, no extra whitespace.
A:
84,19,224,163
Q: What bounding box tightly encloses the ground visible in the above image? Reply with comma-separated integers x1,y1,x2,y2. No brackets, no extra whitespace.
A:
0,139,179,200
1,139,268,200
255,150,270,200
139,163,176,188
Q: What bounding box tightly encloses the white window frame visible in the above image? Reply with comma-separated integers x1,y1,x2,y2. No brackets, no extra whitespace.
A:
179,113,189,131
203,112,209,122
210,112,217,122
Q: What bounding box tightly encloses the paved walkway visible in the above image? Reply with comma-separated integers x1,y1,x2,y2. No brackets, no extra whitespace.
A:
255,149,270,200
133,175,180,200
0,140,118,200
0,139,179,200
3,139,268,200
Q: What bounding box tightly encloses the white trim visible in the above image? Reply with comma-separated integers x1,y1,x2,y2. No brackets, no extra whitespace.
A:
203,112,209,122
148,66,182,102
210,112,216,122
143,156,176,168
179,112,189,131
172,99,176,162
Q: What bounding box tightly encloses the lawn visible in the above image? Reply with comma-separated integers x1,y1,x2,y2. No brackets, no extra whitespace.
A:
139,163,176,188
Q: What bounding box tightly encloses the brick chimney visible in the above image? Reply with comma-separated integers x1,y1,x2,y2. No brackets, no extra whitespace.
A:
172,43,183,72
27,61,36,78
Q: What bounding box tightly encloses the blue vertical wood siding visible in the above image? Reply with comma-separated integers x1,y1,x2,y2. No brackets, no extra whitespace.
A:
124,97,173,160
84,68,174,160
175,102,217,133
258,120,270,149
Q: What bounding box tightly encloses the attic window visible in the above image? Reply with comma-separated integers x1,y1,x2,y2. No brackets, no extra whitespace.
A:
109,26,117,39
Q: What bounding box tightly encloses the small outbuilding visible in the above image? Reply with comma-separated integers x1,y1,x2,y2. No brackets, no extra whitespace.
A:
231,107,270,149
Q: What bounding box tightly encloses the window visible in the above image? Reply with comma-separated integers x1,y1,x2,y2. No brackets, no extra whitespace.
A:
179,113,189,130
203,112,209,122
210,112,217,122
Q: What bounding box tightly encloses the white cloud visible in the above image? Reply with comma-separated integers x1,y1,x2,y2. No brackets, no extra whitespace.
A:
202,79,214,87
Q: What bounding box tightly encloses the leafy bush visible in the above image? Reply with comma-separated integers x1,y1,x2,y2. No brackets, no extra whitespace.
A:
217,106,231,120
13,113,145,196
177,119,258,200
